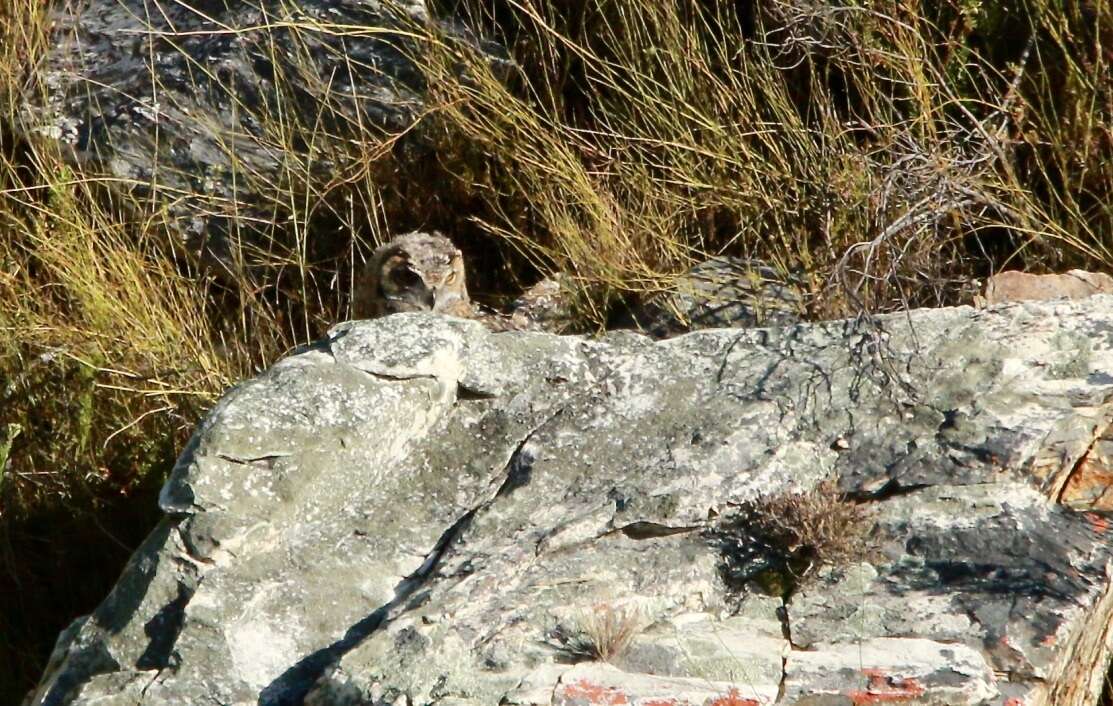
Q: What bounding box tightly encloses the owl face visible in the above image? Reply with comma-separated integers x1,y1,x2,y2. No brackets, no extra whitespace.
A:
355,232,470,319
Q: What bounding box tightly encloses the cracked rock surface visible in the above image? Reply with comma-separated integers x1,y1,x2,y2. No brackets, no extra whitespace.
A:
27,298,1113,705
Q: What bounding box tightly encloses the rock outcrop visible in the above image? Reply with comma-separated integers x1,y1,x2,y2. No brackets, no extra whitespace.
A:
982,270,1113,306
27,297,1113,705
623,258,804,338
21,0,492,267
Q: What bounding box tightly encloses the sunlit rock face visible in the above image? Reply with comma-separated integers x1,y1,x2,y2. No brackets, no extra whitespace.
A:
27,297,1113,706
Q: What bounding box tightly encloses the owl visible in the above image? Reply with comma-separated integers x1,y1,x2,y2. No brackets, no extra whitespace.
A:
352,234,802,338
353,231,473,320
353,231,575,332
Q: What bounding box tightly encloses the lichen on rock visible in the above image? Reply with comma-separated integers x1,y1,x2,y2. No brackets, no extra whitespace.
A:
26,297,1113,706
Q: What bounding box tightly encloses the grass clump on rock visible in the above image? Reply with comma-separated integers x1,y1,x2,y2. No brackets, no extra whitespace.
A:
716,479,875,598
553,603,649,663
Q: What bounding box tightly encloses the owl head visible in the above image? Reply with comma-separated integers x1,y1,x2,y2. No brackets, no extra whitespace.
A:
354,231,471,319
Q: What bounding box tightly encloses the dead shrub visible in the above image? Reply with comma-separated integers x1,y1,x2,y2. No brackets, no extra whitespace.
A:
715,479,875,596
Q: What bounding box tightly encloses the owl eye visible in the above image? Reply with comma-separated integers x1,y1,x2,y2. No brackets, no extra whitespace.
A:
444,270,458,284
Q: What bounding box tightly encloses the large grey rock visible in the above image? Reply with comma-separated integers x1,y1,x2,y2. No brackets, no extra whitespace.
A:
27,297,1113,705
982,269,1113,305
622,257,805,338
21,0,490,266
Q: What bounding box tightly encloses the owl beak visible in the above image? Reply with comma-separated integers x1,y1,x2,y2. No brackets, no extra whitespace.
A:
433,288,459,310
433,288,470,317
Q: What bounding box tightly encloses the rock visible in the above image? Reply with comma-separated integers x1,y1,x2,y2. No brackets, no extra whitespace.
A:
26,296,1113,705
622,258,804,338
19,0,497,268
981,269,1113,305
508,276,575,334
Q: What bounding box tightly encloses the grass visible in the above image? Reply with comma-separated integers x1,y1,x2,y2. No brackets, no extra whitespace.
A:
716,479,875,597
0,2,281,697
415,0,1112,319
0,150,246,701
554,603,648,663
0,0,1109,699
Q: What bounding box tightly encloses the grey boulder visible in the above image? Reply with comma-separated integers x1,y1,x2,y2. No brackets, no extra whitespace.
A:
26,297,1113,705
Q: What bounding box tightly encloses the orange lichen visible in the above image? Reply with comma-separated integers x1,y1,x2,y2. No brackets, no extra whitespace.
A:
557,678,630,705
1060,446,1113,510
847,672,926,704
1084,512,1111,533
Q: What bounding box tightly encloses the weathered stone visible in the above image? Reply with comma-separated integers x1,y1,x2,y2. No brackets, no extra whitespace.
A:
623,258,804,338
1060,428,1113,510
26,296,1113,705
982,269,1113,305
784,637,997,705
20,0,495,267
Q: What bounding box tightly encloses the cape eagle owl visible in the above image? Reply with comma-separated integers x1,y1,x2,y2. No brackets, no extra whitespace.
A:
353,231,472,320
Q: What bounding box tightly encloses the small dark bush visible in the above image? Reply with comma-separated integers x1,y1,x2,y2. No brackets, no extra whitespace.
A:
715,479,875,597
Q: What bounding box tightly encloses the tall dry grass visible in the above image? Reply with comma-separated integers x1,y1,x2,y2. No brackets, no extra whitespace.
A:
0,0,290,696
415,0,1111,320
